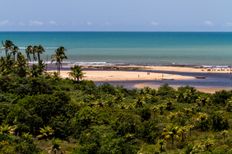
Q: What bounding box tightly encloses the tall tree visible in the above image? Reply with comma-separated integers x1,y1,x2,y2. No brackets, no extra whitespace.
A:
15,52,28,77
36,45,45,62
32,45,38,62
51,46,67,74
0,55,14,75
11,45,19,61
25,45,33,61
2,40,14,57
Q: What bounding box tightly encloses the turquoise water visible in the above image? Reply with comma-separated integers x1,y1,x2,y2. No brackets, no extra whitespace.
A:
1,32,232,66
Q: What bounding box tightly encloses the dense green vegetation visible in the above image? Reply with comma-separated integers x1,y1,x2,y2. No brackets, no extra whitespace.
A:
0,41,231,153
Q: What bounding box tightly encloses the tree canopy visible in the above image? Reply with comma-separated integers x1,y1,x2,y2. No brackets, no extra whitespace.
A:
0,40,231,153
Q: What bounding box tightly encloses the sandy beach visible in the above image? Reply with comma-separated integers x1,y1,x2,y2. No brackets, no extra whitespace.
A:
47,65,232,93
50,70,194,81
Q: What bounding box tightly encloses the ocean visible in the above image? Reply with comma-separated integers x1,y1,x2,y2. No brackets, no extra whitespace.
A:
1,32,232,66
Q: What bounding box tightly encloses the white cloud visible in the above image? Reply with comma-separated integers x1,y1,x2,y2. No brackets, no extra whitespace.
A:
151,21,159,26
48,20,57,25
86,21,92,26
204,20,214,26
0,20,9,26
29,20,44,26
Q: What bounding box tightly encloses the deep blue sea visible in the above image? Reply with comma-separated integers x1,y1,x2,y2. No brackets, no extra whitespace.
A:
1,32,232,66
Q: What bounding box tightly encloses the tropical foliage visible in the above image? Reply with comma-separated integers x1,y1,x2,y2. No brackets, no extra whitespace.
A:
0,40,231,153
69,65,84,81
51,46,67,74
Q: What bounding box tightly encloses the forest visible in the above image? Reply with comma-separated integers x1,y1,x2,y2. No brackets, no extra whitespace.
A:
0,40,231,153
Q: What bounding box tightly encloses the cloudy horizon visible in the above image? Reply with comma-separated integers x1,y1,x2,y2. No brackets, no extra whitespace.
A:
0,0,232,31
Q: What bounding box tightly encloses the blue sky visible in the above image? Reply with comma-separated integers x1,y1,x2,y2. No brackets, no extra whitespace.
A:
0,0,232,31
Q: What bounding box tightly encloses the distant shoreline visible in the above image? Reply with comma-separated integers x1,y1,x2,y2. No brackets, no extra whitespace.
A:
44,62,232,71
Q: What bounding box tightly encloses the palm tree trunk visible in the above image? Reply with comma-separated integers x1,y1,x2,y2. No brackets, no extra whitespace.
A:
13,53,16,61
26,52,31,61
57,63,60,74
33,53,36,61
171,136,174,147
37,53,40,62
5,50,8,57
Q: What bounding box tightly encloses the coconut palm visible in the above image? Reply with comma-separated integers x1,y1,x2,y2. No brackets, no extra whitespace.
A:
25,45,33,61
0,54,14,75
162,125,180,147
177,126,188,142
15,52,28,77
69,65,84,81
51,46,67,74
32,45,38,61
11,45,19,61
2,40,14,57
36,45,45,62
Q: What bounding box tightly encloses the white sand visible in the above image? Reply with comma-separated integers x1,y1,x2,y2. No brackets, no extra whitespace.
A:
47,66,232,93
48,70,194,81
118,65,232,73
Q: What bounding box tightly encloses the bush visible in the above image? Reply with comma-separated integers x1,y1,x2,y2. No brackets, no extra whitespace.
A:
157,84,176,98
177,86,198,103
112,112,144,137
212,90,232,105
211,113,229,131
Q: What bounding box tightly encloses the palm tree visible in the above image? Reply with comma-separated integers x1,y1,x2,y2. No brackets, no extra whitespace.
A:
30,61,46,77
2,40,14,57
32,45,38,61
69,65,84,81
11,45,19,61
162,125,179,147
51,46,67,74
177,126,188,142
15,52,28,77
25,45,33,61
36,45,45,62
0,55,14,75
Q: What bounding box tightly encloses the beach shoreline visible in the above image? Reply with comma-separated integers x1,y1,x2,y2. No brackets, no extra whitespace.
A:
46,62,232,73
47,64,232,93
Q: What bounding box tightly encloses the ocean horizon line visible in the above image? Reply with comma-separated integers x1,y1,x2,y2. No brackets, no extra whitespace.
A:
1,31,232,33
